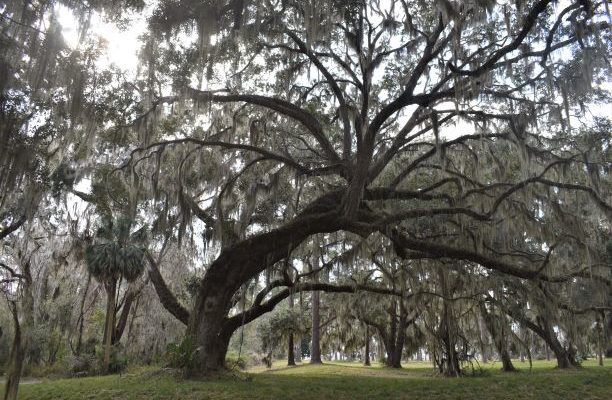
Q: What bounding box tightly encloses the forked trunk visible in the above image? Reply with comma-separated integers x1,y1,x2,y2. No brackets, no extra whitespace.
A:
183,207,343,372
521,315,579,369
479,303,516,372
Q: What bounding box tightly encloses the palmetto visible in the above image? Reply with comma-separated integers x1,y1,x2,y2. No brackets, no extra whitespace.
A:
85,216,147,373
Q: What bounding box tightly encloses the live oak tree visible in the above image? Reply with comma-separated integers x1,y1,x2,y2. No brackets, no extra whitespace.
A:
114,0,611,372
2,0,611,375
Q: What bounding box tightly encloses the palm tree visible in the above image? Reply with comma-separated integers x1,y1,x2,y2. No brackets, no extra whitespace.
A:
85,216,147,373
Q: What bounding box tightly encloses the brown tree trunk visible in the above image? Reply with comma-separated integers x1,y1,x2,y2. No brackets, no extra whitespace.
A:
377,334,384,363
188,280,235,372
520,314,578,369
103,279,117,373
184,206,343,372
3,302,23,400
479,303,516,372
390,302,408,368
287,333,296,366
477,312,489,363
147,254,190,325
310,289,322,363
438,270,460,376
596,313,604,367
113,280,146,345
74,273,91,355
380,302,411,369
287,294,296,366
310,242,322,364
364,325,371,366
500,349,515,372
605,311,612,358
384,300,398,368
539,318,578,369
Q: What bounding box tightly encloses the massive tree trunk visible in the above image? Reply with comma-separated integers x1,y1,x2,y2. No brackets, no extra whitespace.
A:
187,277,235,372
103,279,117,373
185,205,342,373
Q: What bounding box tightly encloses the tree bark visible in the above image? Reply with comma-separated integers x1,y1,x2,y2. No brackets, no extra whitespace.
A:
184,206,343,372
310,239,322,364
147,253,190,325
537,316,579,369
596,312,604,366
287,333,296,366
390,301,408,368
479,303,516,372
518,312,577,368
103,279,117,373
113,279,147,345
477,312,489,363
188,280,234,372
3,302,23,400
74,273,91,355
287,294,296,366
605,311,612,358
310,289,322,363
364,325,371,366
437,270,460,376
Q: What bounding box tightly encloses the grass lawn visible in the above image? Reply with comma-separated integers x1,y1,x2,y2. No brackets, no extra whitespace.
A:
8,359,612,400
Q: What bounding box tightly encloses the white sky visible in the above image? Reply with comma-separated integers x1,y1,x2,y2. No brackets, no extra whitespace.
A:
57,5,147,73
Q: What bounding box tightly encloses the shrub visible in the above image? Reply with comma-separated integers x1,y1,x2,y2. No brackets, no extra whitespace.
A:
62,353,99,376
164,337,195,369
106,348,128,374
224,352,247,371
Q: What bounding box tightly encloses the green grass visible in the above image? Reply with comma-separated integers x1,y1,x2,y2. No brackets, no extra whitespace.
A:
8,359,612,400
